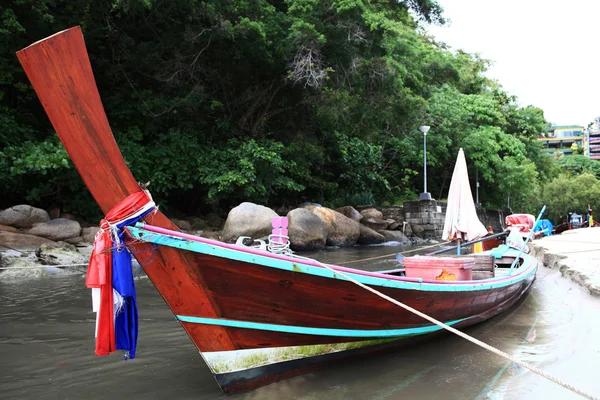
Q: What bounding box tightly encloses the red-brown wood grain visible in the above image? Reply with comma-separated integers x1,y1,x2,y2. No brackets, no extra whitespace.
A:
16,26,236,352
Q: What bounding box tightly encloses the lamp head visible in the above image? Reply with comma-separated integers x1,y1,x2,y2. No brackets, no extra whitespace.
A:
419,125,430,135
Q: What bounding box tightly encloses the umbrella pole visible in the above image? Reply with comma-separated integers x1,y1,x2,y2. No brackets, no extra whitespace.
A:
457,239,461,255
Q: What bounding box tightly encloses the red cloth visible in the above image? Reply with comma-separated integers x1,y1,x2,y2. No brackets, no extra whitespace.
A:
505,214,535,232
101,191,153,229
86,230,115,356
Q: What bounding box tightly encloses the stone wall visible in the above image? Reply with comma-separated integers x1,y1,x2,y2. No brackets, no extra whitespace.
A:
363,200,507,240
403,200,445,239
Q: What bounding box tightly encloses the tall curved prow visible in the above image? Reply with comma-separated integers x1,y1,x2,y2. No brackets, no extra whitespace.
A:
17,26,236,353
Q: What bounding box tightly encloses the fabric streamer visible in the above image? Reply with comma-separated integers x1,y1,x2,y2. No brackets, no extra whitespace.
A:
86,190,156,359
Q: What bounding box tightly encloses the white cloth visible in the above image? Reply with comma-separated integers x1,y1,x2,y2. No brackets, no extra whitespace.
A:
442,148,488,242
90,287,125,338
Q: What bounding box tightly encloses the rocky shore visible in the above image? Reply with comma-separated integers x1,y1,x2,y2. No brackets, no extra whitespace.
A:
530,227,600,297
0,202,427,281
3,202,598,297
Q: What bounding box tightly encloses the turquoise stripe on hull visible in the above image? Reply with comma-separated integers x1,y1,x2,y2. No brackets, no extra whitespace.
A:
127,226,537,292
177,315,467,338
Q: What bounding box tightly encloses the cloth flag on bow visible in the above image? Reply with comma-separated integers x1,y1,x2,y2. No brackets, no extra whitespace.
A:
86,190,156,359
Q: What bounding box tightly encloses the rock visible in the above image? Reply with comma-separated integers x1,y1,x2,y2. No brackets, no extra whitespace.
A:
200,231,221,241
0,250,83,281
206,213,224,228
0,205,50,229
188,217,208,231
82,227,100,244
357,225,386,245
388,221,401,230
335,206,363,222
64,236,85,245
298,202,322,209
0,224,18,233
35,242,87,266
0,231,56,251
172,218,192,231
312,207,360,247
220,202,279,243
48,207,61,219
59,212,77,221
0,254,45,280
360,207,383,220
287,208,327,251
380,230,411,244
361,217,389,232
411,224,425,238
28,218,82,241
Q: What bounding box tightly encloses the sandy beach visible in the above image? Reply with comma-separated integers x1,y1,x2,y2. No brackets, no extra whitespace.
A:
531,227,600,297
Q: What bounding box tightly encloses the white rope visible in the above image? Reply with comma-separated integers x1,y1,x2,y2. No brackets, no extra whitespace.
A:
0,263,88,270
267,234,292,255
289,254,597,400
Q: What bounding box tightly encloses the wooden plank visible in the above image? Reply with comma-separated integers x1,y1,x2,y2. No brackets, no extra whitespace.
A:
473,271,494,280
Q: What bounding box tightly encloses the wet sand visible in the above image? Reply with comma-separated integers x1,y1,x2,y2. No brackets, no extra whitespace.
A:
531,227,600,296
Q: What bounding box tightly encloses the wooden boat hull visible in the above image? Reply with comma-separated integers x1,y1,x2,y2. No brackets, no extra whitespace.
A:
125,225,536,392
212,279,532,393
16,26,537,394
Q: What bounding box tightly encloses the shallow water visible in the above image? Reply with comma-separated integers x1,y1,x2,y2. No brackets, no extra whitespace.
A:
1,244,599,400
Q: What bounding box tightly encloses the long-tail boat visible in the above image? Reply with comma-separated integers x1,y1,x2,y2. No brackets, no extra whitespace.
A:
16,26,537,394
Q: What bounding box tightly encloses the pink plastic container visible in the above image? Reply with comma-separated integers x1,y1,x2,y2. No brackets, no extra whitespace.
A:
403,256,474,281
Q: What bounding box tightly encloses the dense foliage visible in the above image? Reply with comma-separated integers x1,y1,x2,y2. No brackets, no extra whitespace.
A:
0,0,585,222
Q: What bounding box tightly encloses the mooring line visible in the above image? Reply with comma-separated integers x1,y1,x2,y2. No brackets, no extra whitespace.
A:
474,294,540,399
0,264,87,270
291,255,597,400
338,241,452,265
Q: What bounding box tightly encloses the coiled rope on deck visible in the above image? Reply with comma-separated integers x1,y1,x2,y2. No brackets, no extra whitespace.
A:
289,254,597,400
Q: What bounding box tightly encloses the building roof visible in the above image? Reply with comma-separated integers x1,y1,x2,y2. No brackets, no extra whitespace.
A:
546,125,584,131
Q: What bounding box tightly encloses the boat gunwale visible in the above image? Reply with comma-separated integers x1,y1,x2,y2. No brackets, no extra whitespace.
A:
128,224,537,290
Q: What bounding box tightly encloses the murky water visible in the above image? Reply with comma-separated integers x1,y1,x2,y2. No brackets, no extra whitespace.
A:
1,243,599,400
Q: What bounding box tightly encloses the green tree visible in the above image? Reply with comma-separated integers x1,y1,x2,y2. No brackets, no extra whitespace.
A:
542,173,600,221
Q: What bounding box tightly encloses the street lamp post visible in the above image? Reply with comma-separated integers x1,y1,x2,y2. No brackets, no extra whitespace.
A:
475,168,481,208
419,125,431,200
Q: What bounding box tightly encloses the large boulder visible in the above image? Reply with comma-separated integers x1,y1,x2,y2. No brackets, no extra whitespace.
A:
0,224,18,233
361,217,388,232
287,208,327,251
357,225,386,245
360,207,383,220
35,242,88,266
0,205,50,229
0,231,56,251
380,230,411,244
335,206,363,222
411,224,425,238
81,227,100,244
28,218,82,241
312,207,360,247
221,202,279,243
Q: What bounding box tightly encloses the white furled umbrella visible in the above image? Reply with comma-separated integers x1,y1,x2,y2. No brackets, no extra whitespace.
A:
442,148,488,254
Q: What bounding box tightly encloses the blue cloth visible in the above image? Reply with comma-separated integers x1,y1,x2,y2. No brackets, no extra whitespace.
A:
490,244,510,259
534,219,553,236
112,208,155,359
